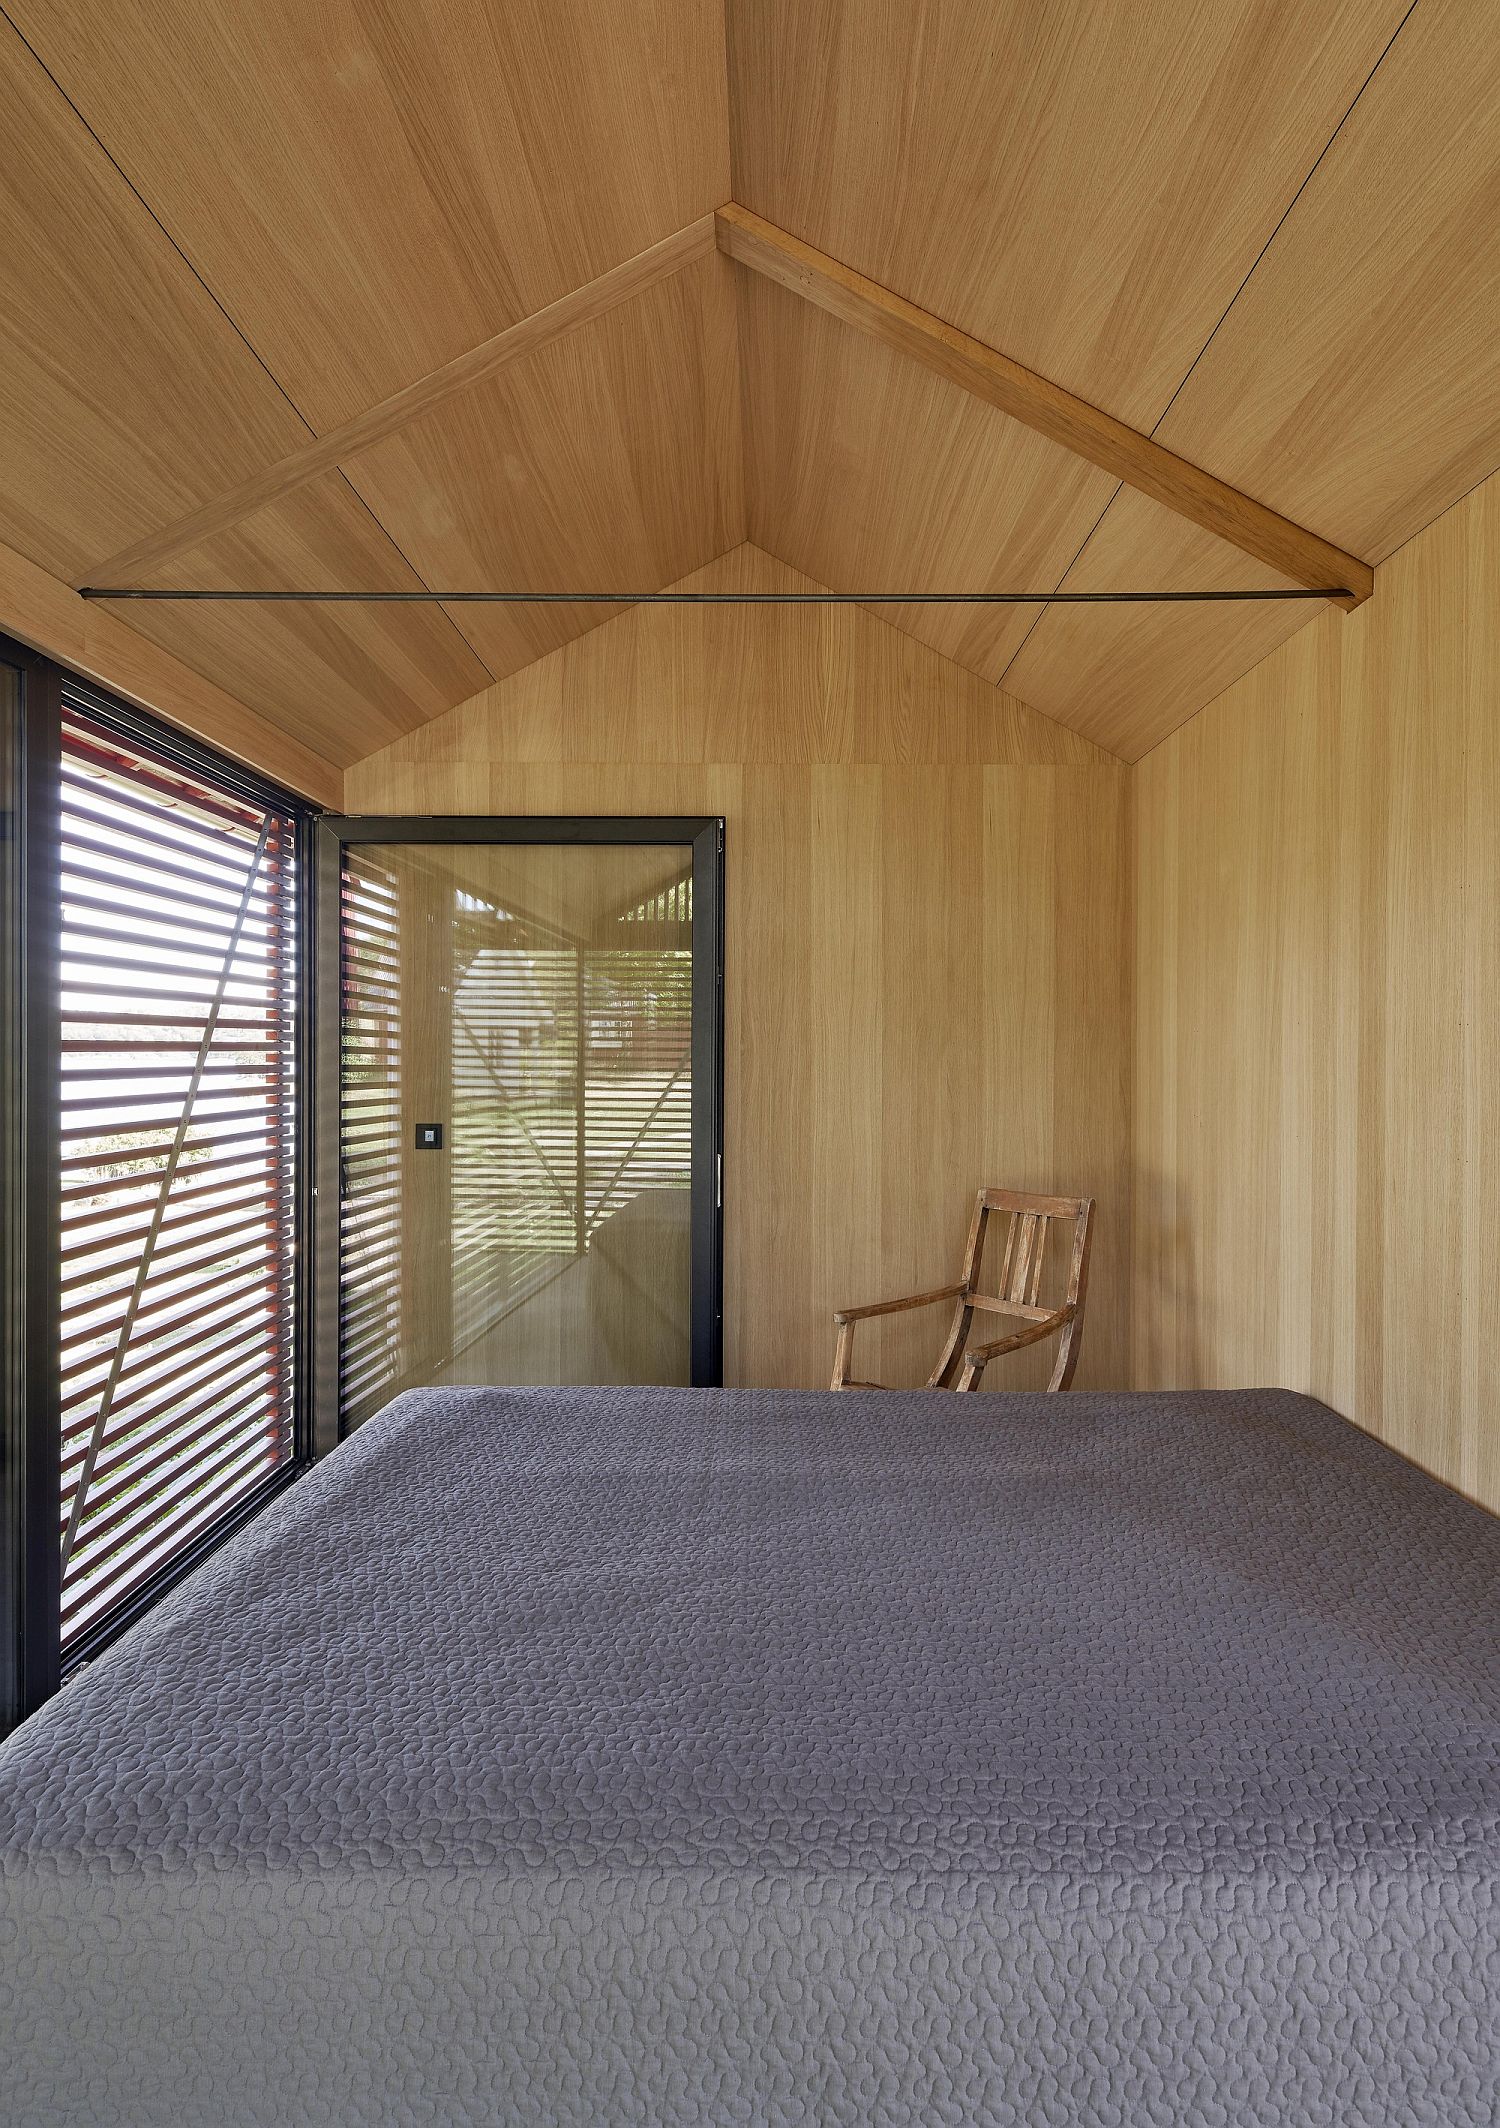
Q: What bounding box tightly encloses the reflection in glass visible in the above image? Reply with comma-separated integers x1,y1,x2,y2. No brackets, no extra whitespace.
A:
339,843,693,1424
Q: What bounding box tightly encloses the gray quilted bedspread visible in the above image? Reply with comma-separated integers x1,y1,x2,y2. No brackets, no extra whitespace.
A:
1,1384,1496,2126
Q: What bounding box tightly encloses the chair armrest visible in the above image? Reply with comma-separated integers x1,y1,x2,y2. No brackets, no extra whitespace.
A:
832,1282,966,1325
963,1305,1073,1365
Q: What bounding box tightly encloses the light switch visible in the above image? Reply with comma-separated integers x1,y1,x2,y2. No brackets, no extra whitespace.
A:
415,1122,444,1150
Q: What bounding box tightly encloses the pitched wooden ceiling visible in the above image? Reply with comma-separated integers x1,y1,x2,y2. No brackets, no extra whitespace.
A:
1,0,1497,771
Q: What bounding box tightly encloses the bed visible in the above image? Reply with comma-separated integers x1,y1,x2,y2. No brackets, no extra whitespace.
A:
1,1383,1496,2126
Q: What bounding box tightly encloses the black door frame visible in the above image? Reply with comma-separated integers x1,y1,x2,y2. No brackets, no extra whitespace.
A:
1,638,61,1731
313,815,725,1453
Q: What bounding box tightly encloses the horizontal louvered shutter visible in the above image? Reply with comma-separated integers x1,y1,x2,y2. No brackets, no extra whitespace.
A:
585,872,692,1233
58,705,298,1647
338,850,404,1429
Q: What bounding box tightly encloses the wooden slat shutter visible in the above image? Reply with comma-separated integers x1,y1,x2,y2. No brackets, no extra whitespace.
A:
58,704,298,1647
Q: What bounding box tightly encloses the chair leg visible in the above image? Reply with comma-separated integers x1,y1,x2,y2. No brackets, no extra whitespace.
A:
831,1319,855,1390
1046,1319,1082,1391
954,1353,983,1392
927,1301,973,1389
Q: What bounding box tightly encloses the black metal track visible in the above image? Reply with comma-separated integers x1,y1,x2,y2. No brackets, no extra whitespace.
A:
79,587,1346,605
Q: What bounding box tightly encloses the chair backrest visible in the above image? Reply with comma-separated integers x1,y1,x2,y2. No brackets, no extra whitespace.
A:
966,1187,1091,1310
929,1188,1094,1390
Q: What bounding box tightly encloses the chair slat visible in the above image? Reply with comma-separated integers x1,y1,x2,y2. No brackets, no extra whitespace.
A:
996,1210,1019,1300
1028,1215,1048,1304
1008,1213,1036,1302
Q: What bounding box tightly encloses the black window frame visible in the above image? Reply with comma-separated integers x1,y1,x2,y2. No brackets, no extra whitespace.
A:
2,639,61,1732
0,636,319,1732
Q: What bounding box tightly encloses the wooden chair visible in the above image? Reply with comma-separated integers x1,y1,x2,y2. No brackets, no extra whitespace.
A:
831,1188,1095,1393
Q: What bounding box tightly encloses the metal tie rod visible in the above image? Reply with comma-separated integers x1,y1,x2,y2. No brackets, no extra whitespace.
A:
79,587,1350,605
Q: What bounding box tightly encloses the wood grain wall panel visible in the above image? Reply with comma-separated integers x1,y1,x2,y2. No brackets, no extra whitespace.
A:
8,0,731,428
807,764,885,1374
1460,501,1500,1497
875,765,981,1387
370,542,1104,768
346,544,1131,1392
341,256,746,679
739,274,1117,679
1145,0,1500,564
0,15,310,581
727,0,1408,426
123,473,491,765
1001,494,1316,760
1131,465,1500,1515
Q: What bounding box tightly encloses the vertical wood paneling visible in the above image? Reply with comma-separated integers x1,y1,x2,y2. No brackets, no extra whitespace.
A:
1461,488,1500,1508
1132,466,1500,1513
347,543,1131,1391
809,765,883,1379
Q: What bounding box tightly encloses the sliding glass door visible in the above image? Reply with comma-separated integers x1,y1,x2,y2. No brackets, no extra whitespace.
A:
1,640,312,1728
316,820,722,1443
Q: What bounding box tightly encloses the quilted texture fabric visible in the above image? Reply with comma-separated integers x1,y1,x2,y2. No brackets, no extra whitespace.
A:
0,1384,1496,2126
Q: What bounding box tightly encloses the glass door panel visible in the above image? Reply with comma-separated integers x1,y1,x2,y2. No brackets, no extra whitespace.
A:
324,825,721,1432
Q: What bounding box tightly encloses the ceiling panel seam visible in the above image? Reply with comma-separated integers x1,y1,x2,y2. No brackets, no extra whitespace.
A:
81,217,721,588
4,5,502,716
331,469,496,688
993,0,1425,693
982,482,1124,687
0,3,318,447
719,208,1370,602
1141,0,1425,446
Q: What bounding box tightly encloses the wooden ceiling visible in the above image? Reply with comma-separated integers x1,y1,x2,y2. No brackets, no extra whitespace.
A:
1,0,1497,774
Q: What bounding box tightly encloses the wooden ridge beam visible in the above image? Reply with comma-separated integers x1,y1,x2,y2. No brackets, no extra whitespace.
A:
716,203,1374,610
83,214,720,588
0,538,343,806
